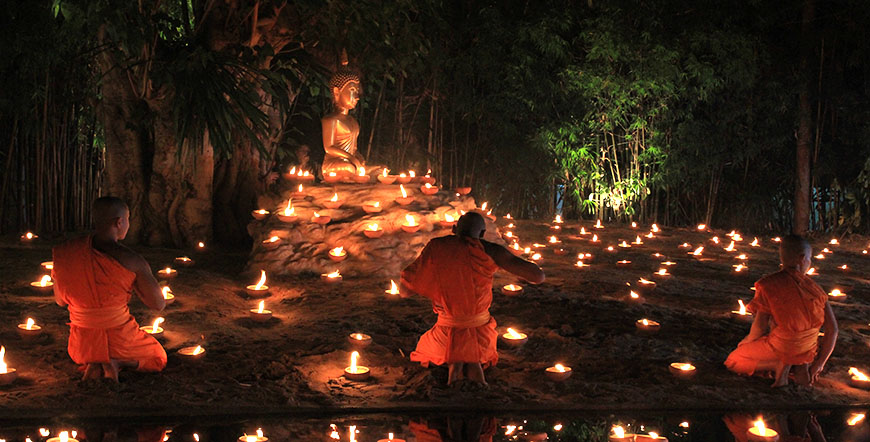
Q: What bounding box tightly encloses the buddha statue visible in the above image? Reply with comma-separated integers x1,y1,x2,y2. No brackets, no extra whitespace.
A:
321,52,367,179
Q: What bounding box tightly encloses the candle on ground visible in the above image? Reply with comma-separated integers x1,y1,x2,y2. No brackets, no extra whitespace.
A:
501,284,523,296
178,345,205,360
500,327,528,346
237,428,268,442
30,275,54,293
455,186,472,195
245,270,271,297
362,201,382,213
354,166,371,183
364,222,384,238
746,418,779,442
0,346,18,385
20,231,38,242
635,432,668,442
162,286,175,305
616,260,631,266
376,433,406,442
328,246,348,262
635,318,660,333
17,317,43,340
828,288,846,298
139,317,165,338
174,256,195,267
545,363,572,381
669,362,697,378
348,332,372,348
385,280,400,297
41,261,54,270
312,211,331,225
262,236,281,249
849,367,870,389
344,351,370,381
277,199,298,222
731,299,753,321
249,300,272,322
322,270,342,282
396,185,414,205
378,168,397,184
157,267,177,280
420,182,439,195
396,172,411,184
197,241,206,251
323,193,343,209
46,431,79,442
608,426,635,442
251,209,270,220
848,413,866,426
402,214,420,233
291,184,306,198
439,213,456,228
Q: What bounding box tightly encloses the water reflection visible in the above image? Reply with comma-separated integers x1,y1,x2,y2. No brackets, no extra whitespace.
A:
0,410,867,442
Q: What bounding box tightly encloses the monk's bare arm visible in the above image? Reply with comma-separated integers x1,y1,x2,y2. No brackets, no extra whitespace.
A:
810,302,838,381
122,252,165,311
482,241,545,284
740,312,771,345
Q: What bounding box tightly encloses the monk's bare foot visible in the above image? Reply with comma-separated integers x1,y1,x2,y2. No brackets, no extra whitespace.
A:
771,363,791,388
465,363,487,386
102,361,120,383
447,363,464,385
794,364,812,386
82,363,103,380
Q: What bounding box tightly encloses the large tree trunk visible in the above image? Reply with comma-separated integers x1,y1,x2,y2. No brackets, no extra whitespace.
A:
793,0,815,235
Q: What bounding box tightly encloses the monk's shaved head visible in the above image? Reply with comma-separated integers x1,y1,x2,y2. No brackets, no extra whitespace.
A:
455,212,486,238
93,196,129,229
780,234,811,267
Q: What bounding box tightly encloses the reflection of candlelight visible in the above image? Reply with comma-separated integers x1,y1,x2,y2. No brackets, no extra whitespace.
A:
575,260,589,268
545,363,572,381
344,351,370,381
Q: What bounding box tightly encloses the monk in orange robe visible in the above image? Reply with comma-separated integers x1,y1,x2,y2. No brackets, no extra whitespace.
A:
725,234,838,387
53,196,167,381
401,212,545,385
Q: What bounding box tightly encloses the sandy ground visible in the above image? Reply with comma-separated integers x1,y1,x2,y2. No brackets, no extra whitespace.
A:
1,220,869,419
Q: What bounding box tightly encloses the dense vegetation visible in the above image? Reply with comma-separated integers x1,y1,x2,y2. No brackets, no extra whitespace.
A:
1,0,868,245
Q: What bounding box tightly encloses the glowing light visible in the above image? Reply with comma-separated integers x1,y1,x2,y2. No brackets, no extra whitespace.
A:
387,280,399,295
282,199,295,216
505,328,524,339
330,193,339,202
692,246,704,256
25,318,35,330
254,270,267,290
404,214,417,227
848,413,866,426
257,301,265,313
554,363,567,372
612,426,625,438
651,223,659,232
630,291,640,299
697,224,706,230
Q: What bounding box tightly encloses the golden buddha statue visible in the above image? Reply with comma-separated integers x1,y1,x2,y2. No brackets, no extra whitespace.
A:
321,53,366,179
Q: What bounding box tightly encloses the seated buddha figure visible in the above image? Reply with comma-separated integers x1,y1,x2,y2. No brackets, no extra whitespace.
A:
321,56,366,179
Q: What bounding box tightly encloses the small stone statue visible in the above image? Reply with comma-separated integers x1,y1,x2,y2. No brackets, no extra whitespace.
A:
321,51,366,179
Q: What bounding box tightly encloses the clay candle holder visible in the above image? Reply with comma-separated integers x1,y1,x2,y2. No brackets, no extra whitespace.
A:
162,286,175,305
261,236,281,250
41,261,53,270
828,288,846,299
30,275,54,293
455,186,472,195
354,168,371,183
20,231,38,243
731,299,753,321
635,318,660,333
396,185,414,205
291,184,306,198
139,317,165,338
364,223,384,238
635,433,668,442
362,201,382,213
618,241,631,249
402,214,420,233
17,318,43,340
324,171,341,183
0,346,17,385
746,419,779,442
616,260,631,267
328,246,348,262
500,328,528,346
636,278,656,295
157,267,177,280
609,426,636,442
669,362,697,378
348,332,372,348
238,429,268,442
249,300,272,322
420,183,439,195
312,212,331,225
438,213,456,228
174,256,194,267
178,345,205,361
396,173,411,184
377,170,397,184
652,268,671,278
277,200,298,222
545,363,572,382
501,283,524,296
251,209,270,220
849,367,870,389
245,270,271,297
344,351,370,381
322,270,342,283
628,290,644,302
377,433,406,442
323,193,343,209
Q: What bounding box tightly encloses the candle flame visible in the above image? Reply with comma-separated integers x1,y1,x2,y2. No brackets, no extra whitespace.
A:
59,432,69,442
505,328,523,338
630,291,639,299
750,237,759,246
327,270,341,278
738,299,747,315
405,214,416,226
549,236,559,243
848,413,866,426
753,419,769,435
198,241,205,248
353,333,364,340
830,238,839,245
595,219,602,228
554,214,563,223
724,241,735,251
409,170,416,177
481,202,488,211
367,223,380,231
358,166,366,176
0,346,6,373
631,221,637,228
331,246,345,256
297,184,304,193
829,289,844,297
444,213,455,222
642,319,649,326
591,234,599,242
806,267,816,275
649,432,659,438
678,363,693,371
39,429,49,437
734,264,746,272
25,232,34,239
254,270,267,290
162,286,173,298
257,300,265,313
554,363,566,372
151,317,164,331
330,193,339,202
504,284,521,291
424,182,432,189
697,224,706,230
313,211,321,218
639,278,653,285
651,223,659,232
657,269,667,275
350,351,359,371
192,345,204,355
283,199,294,216
163,267,172,274
388,280,399,294
382,168,389,177
400,185,408,198
851,367,869,381
692,246,704,255
580,227,587,234
25,318,35,330
612,426,625,438
39,275,52,286
193,434,199,441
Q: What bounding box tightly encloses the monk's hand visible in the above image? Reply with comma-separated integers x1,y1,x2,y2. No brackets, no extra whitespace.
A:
808,360,825,384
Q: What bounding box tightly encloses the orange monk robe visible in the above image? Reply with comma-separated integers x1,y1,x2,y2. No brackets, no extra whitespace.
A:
402,235,500,368
725,269,827,375
53,236,166,371
409,418,497,442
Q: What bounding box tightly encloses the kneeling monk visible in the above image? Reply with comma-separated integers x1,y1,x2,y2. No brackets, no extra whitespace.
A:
53,197,167,381
401,212,545,385
725,234,838,387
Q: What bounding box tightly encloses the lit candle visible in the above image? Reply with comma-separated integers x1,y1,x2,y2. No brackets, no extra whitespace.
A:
830,238,839,245
396,172,411,184
689,246,704,257
731,299,753,321
501,283,524,296
500,327,528,346
328,246,348,262
344,351,370,381
385,280,400,297
746,418,779,442
245,270,271,297
178,345,205,360
46,431,78,442
197,241,206,250
661,261,676,266
20,231,38,242
347,332,372,348
16,317,43,340
750,237,760,247
251,209,270,220
237,428,268,442
174,256,195,267
616,260,631,266
312,211,331,225
162,286,175,305
618,240,631,248
362,200,382,213
364,222,384,238
628,290,642,301
635,318,660,333
530,252,542,261
805,267,817,276
354,166,370,183
261,235,281,249
849,367,870,389
848,413,866,426
679,242,691,249
631,221,637,228
637,278,656,294
378,168,396,184
669,362,697,378
0,346,18,385
439,212,456,228
839,264,849,271
401,214,420,233
828,288,846,298
291,184,306,198
575,260,589,268
724,241,736,252
321,270,342,282
545,363,572,381
652,268,671,277
139,317,165,338
608,426,635,442
249,300,273,322
396,185,414,205
579,226,589,235
635,432,668,442
590,234,600,243
633,236,644,245
697,224,706,230
157,267,177,280
594,219,603,229
30,274,54,293
41,261,54,270
420,182,439,195
277,199,298,222
324,193,343,209
376,432,406,442
650,223,659,233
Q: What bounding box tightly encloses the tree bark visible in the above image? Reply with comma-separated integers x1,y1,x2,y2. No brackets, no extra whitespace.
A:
793,0,815,235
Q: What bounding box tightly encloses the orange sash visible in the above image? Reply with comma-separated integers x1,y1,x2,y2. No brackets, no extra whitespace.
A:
435,311,492,328
68,304,131,329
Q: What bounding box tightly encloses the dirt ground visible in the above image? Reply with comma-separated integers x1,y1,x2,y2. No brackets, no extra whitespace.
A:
1,219,869,419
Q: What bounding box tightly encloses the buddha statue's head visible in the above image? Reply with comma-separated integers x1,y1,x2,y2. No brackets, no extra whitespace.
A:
329,51,361,111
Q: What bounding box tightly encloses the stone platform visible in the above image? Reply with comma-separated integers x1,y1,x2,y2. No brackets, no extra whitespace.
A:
246,179,495,278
